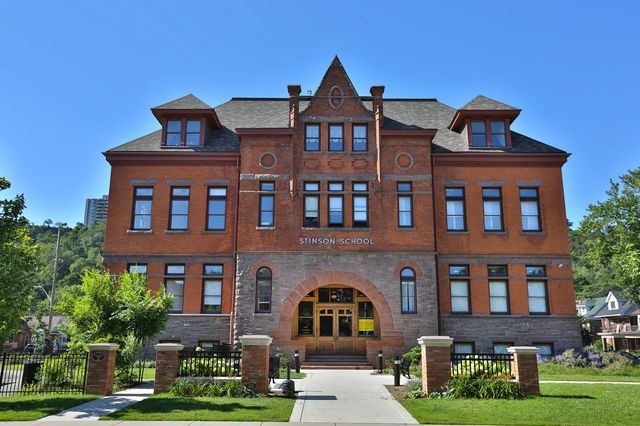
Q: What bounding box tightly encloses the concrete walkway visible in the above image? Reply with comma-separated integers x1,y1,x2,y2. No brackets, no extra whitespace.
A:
290,369,417,424
38,381,154,421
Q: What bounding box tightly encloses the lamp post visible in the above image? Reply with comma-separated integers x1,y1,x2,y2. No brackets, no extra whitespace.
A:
294,350,300,373
393,356,401,386
378,350,384,373
47,222,66,341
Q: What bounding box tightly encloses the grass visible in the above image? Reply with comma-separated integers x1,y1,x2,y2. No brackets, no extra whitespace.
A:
139,367,305,381
102,394,295,421
0,394,98,421
397,382,640,425
538,362,640,382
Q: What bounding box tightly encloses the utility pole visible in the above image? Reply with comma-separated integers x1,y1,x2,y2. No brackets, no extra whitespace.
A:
47,222,66,339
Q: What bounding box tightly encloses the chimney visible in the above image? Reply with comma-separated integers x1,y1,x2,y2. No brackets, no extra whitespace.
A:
370,85,385,119
287,84,302,128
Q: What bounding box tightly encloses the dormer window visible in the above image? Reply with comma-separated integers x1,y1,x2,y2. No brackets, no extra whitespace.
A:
164,118,202,146
609,299,618,310
469,119,508,148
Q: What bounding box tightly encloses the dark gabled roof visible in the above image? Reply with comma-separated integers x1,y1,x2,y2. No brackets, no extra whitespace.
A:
594,300,639,318
107,95,564,155
461,95,519,111
152,94,212,110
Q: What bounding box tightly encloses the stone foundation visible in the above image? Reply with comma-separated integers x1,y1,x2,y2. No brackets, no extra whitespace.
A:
151,314,231,349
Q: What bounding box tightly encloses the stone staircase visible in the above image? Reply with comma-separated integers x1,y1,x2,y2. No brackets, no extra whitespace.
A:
301,354,373,370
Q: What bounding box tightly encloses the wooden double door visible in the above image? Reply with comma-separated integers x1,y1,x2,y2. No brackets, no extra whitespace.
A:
316,306,355,354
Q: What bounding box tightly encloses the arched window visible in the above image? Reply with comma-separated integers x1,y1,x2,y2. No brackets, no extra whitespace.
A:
255,267,272,313
401,267,417,313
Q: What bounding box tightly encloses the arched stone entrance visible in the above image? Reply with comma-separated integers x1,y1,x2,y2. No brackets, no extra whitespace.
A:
272,271,404,364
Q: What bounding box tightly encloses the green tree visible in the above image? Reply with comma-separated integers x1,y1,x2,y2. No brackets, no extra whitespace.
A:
579,168,640,304
0,177,38,343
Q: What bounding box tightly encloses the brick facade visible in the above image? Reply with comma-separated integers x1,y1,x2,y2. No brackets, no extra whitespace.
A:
103,57,581,360
85,343,119,395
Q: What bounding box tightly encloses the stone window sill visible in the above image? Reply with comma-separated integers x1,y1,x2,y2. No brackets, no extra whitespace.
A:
396,227,415,231
483,231,507,235
302,227,372,231
127,229,153,234
202,230,227,234
446,230,469,235
165,230,190,235
256,226,275,231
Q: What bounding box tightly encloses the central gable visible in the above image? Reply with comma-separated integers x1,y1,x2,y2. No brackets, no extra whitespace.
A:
300,56,372,118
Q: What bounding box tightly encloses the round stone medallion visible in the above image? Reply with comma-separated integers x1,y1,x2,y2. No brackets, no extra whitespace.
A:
259,152,277,169
395,152,414,169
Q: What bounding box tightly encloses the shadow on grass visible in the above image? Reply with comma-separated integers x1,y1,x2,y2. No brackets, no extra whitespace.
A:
540,394,595,400
107,397,267,419
0,396,87,411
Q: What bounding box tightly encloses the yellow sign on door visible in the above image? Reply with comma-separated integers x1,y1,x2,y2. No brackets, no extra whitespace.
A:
358,319,375,332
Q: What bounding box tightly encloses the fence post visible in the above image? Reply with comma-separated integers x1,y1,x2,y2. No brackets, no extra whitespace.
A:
508,346,540,396
154,343,184,394
85,343,119,395
417,336,453,395
239,335,272,394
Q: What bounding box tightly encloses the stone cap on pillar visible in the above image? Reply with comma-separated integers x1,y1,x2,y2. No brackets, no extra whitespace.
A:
417,336,454,347
154,343,185,352
508,346,539,355
88,343,120,351
239,335,273,346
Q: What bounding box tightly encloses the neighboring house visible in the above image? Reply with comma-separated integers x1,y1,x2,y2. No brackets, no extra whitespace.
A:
577,296,607,335
582,291,640,351
1,316,69,353
2,319,31,352
102,56,581,363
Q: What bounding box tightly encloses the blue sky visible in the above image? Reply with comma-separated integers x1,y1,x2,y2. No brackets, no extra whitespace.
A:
1,0,638,227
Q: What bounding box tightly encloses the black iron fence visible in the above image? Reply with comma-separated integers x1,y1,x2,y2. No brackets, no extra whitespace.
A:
178,350,242,378
117,354,155,387
0,352,88,396
451,353,513,378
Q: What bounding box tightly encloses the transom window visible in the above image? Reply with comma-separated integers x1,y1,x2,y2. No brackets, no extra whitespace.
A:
352,182,368,228
305,124,320,151
449,265,469,276
520,188,541,232
445,187,466,231
128,263,147,275
132,187,153,230
401,268,417,314
329,124,344,151
482,188,503,232
352,124,368,151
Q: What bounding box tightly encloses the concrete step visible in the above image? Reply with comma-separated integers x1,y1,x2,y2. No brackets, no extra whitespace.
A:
302,355,373,370
301,363,374,370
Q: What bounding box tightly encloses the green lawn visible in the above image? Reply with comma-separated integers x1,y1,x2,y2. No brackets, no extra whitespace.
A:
399,383,640,425
102,395,295,421
0,394,98,421
538,362,640,383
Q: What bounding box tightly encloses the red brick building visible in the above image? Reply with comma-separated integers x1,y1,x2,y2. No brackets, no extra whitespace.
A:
103,57,581,362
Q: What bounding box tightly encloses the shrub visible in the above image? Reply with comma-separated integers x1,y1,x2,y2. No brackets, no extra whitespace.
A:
170,378,256,397
405,379,425,399
444,376,524,399
403,345,422,366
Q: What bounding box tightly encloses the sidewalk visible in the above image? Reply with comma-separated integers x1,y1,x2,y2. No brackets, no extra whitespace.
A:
37,381,154,421
5,423,421,426
290,369,417,424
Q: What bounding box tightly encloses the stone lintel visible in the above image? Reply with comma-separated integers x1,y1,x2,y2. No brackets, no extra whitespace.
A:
239,335,273,346
508,346,539,355
154,343,185,352
417,336,454,347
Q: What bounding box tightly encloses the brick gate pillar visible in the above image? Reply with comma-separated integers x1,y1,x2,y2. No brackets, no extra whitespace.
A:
417,336,453,395
85,343,119,395
239,335,272,394
154,343,184,394
508,346,540,396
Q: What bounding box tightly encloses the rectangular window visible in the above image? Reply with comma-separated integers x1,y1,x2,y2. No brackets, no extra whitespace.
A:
185,119,201,145
165,264,185,313
450,265,470,314
328,182,344,227
449,265,469,276
482,188,503,231
491,120,506,147
305,124,320,151
352,182,368,228
528,281,549,314
493,342,513,354
526,265,546,277
470,120,487,147
198,340,221,352
202,264,223,314
298,301,314,335
207,187,227,230
520,188,541,232
259,181,275,227
454,342,475,354
534,343,554,360
132,187,153,230
303,182,320,228
127,263,147,275
488,265,509,314
166,119,182,146
329,124,344,151
445,187,466,231
397,182,413,228
352,124,368,151
169,187,190,230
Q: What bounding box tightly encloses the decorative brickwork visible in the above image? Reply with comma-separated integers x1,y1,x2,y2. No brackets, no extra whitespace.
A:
154,343,184,394
85,343,119,395
239,335,272,394
418,336,453,395
509,346,540,396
